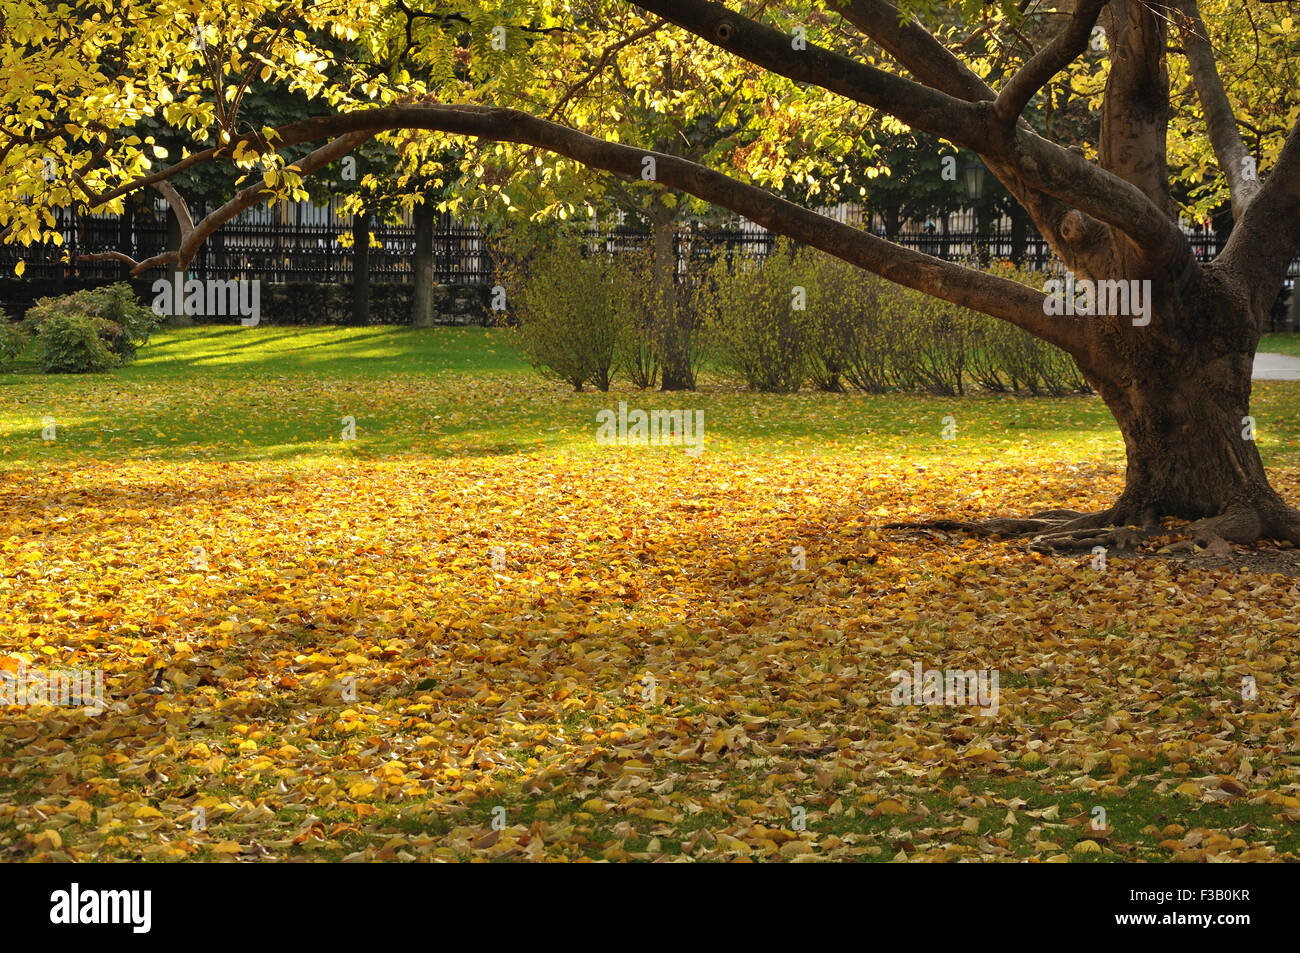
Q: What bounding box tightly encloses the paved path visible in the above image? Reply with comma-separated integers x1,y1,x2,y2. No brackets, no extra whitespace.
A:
1253,352,1300,380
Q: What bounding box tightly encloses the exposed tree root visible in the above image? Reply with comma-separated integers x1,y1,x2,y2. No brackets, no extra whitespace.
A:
884,496,1300,557
1028,522,1150,553
883,509,1106,539
884,508,1114,542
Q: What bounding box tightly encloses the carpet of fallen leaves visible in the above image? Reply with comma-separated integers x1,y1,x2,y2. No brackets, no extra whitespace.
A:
3,450,1300,862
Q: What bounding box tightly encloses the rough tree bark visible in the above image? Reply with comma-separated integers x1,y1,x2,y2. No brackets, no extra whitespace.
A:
1031,0,1300,550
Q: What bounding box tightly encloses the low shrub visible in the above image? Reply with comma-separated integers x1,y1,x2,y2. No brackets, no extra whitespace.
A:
0,311,29,370
29,311,120,373
22,283,161,373
501,242,636,392
702,239,810,393
697,247,1090,396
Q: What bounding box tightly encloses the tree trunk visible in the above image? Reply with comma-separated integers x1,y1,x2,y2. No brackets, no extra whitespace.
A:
648,205,694,391
162,203,192,327
883,206,901,240
1078,287,1300,544
411,201,436,328
118,200,135,281
1009,204,1027,267
352,212,370,327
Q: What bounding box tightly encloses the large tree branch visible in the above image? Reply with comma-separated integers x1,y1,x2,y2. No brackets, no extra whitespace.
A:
635,0,990,145
1172,0,1261,219
1219,118,1300,309
153,180,194,246
630,0,1186,266
79,135,371,274
149,104,1087,353
995,0,1109,124
62,0,1175,267
81,249,176,272
831,0,1111,271
1098,0,1174,217
176,132,372,268
833,0,995,102
84,145,236,208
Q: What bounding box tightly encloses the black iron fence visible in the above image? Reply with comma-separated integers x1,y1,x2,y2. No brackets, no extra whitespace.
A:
7,210,491,285
3,206,1295,287
0,209,778,286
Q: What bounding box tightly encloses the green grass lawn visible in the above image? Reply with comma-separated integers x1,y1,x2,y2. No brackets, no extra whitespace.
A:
1261,332,1300,357
6,324,1300,468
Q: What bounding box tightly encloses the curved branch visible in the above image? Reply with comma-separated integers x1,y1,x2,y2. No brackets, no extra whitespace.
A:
174,131,370,269
630,0,1185,266
252,104,1086,353
65,0,1176,264
995,0,1109,124
834,0,994,102
1172,0,1261,219
80,249,176,272
153,180,194,246
629,0,989,143
832,0,1108,268
1219,118,1300,306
